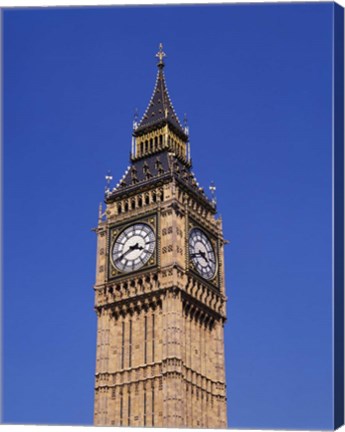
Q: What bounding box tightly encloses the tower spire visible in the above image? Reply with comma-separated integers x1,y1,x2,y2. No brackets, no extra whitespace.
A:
134,43,187,141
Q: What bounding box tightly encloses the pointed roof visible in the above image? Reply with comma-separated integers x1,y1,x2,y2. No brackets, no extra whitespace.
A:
105,149,216,212
134,44,188,141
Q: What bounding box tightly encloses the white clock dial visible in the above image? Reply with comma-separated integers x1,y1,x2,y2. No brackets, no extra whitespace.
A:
189,228,217,280
112,223,155,273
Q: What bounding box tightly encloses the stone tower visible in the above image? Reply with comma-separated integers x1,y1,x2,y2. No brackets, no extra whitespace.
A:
93,45,227,428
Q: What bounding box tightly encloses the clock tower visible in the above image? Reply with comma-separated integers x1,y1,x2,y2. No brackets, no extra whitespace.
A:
93,45,228,428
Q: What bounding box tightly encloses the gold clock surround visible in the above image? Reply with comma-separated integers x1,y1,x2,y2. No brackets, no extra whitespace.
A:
187,220,220,288
107,213,158,280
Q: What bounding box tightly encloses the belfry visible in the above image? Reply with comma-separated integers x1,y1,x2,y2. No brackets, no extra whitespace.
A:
93,44,228,428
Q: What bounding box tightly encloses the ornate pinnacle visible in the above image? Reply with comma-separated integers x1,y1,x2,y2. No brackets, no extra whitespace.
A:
105,170,113,192
133,107,139,130
209,181,217,205
156,43,166,68
98,202,103,221
184,113,189,136
98,202,107,223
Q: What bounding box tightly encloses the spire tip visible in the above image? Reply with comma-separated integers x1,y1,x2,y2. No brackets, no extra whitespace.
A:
156,43,166,68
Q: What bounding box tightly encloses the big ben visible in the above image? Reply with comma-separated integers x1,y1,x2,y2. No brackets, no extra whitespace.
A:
93,44,228,428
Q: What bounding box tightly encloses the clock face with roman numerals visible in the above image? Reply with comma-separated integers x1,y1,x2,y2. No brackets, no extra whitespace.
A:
112,223,156,273
189,228,217,280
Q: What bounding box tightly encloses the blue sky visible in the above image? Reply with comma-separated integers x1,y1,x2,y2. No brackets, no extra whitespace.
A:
3,3,334,429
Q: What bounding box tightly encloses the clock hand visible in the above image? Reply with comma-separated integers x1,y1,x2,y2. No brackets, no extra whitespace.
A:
115,248,133,261
116,243,143,261
190,251,209,263
132,242,144,250
129,242,145,251
198,250,209,262
191,252,205,257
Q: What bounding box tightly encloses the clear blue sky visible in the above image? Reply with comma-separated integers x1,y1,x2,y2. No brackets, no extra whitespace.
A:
3,3,334,429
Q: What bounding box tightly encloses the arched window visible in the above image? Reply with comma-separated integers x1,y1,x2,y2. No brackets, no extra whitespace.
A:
145,195,150,205
117,204,122,214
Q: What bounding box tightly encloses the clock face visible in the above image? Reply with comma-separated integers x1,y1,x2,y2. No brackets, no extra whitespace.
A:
189,228,217,280
112,223,156,273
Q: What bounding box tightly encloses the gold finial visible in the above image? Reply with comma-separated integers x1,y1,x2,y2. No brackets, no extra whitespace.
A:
156,43,166,67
